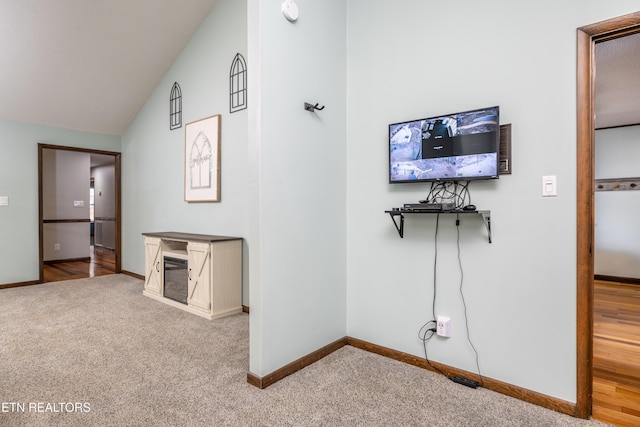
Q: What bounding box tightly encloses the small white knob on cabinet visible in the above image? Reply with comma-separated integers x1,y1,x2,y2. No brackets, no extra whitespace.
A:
281,0,299,22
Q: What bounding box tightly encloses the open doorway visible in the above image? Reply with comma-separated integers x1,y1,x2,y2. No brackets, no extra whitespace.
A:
576,11,640,422
38,144,121,283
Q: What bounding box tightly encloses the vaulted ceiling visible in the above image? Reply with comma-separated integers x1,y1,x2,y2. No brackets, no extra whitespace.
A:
0,0,217,136
0,2,637,135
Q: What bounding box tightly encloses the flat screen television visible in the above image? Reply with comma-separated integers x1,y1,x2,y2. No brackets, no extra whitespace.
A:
389,106,500,183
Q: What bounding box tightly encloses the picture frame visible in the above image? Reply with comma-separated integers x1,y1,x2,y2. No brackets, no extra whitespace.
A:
184,114,221,202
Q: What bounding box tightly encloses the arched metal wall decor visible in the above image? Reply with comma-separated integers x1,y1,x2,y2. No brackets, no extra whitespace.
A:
229,53,247,113
170,82,183,130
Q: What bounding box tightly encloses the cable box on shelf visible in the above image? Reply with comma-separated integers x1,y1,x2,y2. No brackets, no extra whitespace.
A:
403,202,455,212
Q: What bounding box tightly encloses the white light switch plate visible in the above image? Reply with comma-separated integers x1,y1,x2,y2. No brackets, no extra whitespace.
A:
73,200,85,207
0,196,8,206
542,175,557,197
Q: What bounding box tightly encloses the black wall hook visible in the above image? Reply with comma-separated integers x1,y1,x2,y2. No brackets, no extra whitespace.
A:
304,102,325,112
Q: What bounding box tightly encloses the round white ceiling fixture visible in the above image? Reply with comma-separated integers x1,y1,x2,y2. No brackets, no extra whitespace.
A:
281,0,299,22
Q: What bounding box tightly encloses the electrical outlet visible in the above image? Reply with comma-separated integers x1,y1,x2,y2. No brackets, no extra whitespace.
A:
436,315,451,338
54,243,60,251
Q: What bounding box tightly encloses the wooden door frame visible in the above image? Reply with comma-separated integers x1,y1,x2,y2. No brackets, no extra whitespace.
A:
576,11,640,419
38,144,122,281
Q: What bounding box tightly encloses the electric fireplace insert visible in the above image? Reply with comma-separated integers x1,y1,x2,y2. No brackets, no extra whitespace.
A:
163,256,188,304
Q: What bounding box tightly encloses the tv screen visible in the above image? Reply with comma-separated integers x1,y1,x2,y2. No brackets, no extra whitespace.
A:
389,106,500,183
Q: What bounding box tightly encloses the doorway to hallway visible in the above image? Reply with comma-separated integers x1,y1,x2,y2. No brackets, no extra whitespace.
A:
38,144,122,283
576,11,640,423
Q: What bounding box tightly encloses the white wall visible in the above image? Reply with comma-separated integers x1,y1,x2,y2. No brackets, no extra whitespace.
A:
120,0,249,302
42,149,91,261
345,0,640,403
0,120,120,284
43,149,91,221
43,223,90,261
595,126,640,278
92,164,115,219
92,163,116,249
247,0,347,376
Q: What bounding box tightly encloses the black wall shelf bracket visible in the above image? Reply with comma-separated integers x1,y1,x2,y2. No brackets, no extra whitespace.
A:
479,211,491,243
389,211,405,237
385,210,492,243
304,102,325,112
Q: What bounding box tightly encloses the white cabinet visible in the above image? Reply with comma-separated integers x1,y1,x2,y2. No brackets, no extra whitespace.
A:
144,237,162,295
142,232,242,320
187,241,212,313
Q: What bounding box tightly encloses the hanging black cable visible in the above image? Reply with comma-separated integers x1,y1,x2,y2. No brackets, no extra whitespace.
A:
456,213,484,386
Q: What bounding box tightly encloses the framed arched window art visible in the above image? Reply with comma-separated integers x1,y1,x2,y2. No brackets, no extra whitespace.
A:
184,114,221,202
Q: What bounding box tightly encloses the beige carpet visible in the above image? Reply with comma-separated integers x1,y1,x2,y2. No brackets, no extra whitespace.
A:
0,275,610,426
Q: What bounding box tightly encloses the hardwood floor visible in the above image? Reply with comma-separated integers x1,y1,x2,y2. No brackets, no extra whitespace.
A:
593,280,640,427
43,245,116,283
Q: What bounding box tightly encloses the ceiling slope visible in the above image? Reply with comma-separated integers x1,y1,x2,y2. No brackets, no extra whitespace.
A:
0,0,217,136
0,3,638,134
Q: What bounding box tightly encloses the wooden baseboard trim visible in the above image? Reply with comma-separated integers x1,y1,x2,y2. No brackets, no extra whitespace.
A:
120,270,144,280
247,337,348,389
44,257,90,264
347,337,576,417
0,280,40,290
595,274,640,285
246,372,263,388
245,335,576,416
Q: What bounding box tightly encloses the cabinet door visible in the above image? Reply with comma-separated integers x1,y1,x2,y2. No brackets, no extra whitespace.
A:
144,237,162,294
187,242,211,312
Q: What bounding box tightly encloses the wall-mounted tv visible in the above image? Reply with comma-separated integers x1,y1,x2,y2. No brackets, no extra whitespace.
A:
389,106,500,183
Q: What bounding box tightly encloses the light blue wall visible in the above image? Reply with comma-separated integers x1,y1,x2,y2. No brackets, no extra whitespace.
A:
345,0,640,403
248,0,347,376
120,0,249,302
4,0,640,408
0,120,120,284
